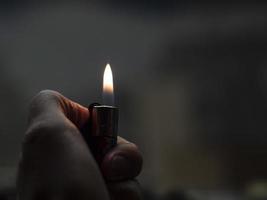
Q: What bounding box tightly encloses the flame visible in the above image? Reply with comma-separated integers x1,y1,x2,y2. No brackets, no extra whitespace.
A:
103,63,113,95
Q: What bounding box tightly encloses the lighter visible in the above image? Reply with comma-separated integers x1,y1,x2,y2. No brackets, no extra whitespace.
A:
82,64,119,164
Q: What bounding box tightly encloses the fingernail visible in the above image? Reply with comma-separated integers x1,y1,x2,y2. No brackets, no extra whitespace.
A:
110,155,129,180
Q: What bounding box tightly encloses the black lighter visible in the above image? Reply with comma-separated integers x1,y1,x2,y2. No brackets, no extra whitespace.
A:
82,64,119,164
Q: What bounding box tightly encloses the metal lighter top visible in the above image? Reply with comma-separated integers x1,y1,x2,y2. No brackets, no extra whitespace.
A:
86,103,119,164
90,105,118,138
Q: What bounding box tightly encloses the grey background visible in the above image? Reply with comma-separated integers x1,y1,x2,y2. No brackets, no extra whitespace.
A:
0,1,267,198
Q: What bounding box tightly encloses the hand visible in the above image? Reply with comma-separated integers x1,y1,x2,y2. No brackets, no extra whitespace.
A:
17,90,143,200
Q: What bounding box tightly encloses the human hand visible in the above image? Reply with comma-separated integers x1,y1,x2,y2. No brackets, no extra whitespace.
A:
17,90,143,200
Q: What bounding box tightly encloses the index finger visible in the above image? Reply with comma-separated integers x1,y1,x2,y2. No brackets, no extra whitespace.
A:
28,90,89,129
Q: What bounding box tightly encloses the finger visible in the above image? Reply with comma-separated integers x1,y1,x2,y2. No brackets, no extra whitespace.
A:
107,180,143,200
28,90,89,130
18,90,109,200
101,137,143,181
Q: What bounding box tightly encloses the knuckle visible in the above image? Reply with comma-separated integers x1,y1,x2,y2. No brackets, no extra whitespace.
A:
28,90,62,122
35,89,60,99
24,119,66,147
30,90,60,108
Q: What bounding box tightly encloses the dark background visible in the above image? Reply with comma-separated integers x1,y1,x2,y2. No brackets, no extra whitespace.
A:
0,1,267,199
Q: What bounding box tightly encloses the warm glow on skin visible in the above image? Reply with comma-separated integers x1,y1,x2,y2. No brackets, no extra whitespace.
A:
103,63,114,94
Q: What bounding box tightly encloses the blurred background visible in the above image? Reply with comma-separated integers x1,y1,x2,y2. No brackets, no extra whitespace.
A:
0,1,267,199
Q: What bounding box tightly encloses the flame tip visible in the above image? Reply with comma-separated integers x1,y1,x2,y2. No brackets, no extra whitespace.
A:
103,63,113,94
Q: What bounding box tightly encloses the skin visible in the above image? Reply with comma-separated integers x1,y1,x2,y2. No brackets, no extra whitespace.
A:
17,90,143,200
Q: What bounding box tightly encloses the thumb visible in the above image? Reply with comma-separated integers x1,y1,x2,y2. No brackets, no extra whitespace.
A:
101,137,143,181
